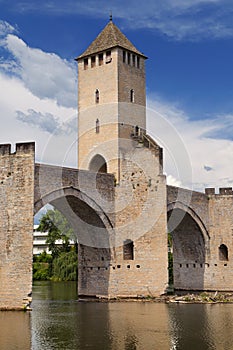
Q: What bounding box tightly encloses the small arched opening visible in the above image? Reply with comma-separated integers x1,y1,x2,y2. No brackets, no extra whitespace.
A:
219,244,228,261
89,154,107,173
123,239,134,260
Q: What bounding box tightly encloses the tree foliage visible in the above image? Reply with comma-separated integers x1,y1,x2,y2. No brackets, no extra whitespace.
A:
34,209,78,281
37,209,76,258
52,250,78,281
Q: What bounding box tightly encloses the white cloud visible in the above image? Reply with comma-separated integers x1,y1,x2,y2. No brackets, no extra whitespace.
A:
0,71,77,167
0,20,15,37
167,175,182,187
147,95,233,191
1,33,77,107
0,23,78,167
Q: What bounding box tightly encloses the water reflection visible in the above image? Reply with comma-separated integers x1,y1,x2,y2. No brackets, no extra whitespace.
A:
0,311,31,350
168,303,233,350
1,282,233,349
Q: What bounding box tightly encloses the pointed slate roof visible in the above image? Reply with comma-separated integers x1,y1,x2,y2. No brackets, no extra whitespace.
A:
77,20,147,59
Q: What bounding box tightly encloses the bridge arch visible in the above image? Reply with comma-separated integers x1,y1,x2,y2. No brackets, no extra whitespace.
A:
167,201,210,291
167,201,210,243
34,186,114,297
34,186,113,232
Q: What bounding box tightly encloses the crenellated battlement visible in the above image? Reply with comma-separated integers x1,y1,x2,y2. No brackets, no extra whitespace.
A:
16,142,35,154
0,142,35,156
0,144,11,155
205,187,233,196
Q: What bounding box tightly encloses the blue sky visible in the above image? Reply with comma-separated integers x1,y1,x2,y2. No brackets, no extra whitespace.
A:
0,0,233,191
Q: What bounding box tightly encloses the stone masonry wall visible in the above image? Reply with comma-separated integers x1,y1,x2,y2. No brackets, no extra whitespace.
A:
204,188,233,290
0,142,34,310
78,49,120,179
108,143,168,297
167,186,233,292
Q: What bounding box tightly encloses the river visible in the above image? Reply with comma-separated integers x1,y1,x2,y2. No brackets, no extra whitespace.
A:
1,281,233,349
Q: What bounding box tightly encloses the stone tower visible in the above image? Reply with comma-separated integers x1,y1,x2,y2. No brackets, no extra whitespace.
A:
76,19,147,181
76,20,169,297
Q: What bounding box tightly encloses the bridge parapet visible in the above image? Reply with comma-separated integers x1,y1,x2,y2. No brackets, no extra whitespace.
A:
205,187,233,196
35,163,115,211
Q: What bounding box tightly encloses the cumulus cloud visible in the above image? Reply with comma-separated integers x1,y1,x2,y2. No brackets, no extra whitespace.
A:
167,175,182,187
1,33,77,107
16,109,60,134
16,109,77,136
0,71,77,167
147,95,233,191
0,20,15,37
0,21,78,167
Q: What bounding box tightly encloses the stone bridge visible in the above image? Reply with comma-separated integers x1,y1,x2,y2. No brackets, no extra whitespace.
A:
34,163,115,242
0,142,233,310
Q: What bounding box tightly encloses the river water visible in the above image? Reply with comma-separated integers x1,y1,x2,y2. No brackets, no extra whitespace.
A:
1,281,233,349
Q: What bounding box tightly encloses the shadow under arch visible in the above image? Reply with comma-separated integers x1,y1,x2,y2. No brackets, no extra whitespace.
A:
34,187,114,297
167,201,210,243
167,202,210,291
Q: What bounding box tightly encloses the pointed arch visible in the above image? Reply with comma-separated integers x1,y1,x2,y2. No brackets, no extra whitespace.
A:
34,187,113,233
89,154,107,173
167,201,210,243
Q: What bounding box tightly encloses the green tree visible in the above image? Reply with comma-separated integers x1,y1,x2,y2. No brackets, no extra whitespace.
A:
33,251,53,280
37,209,76,258
52,250,78,281
35,209,78,281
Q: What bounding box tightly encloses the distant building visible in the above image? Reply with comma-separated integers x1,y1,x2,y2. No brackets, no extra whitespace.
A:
33,225,75,255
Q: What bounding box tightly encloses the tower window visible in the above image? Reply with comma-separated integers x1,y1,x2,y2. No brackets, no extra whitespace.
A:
106,50,112,63
130,89,135,103
84,58,88,70
98,53,103,66
134,125,139,137
219,244,228,261
96,118,100,133
95,89,99,103
91,56,96,68
127,52,131,65
137,56,140,68
132,55,135,67
123,51,126,63
123,239,134,260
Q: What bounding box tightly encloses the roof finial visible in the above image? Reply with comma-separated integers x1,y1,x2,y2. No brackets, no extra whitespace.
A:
109,10,112,22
